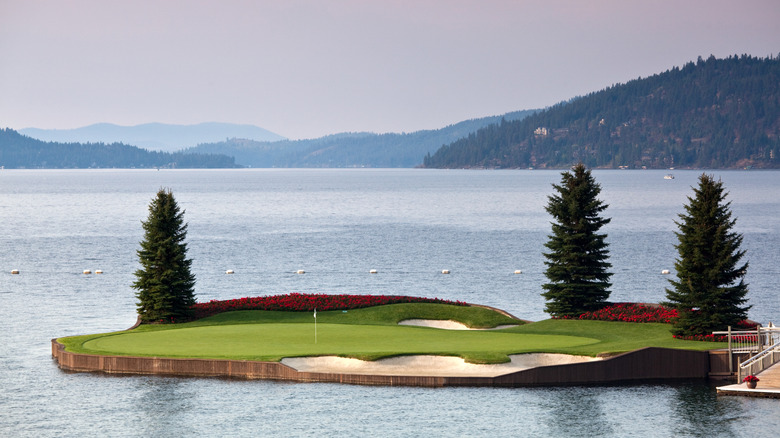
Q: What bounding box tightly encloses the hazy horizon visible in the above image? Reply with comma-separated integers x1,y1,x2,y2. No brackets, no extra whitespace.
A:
2,0,779,140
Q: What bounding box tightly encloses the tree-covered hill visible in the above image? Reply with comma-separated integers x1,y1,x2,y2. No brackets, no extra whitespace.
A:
184,110,536,168
423,55,780,169
0,128,238,168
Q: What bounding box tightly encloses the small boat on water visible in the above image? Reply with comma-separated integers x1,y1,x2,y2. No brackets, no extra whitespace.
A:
664,174,674,180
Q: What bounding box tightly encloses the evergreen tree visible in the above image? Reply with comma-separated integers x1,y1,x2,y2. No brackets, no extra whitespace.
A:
664,174,750,336
541,163,613,317
132,189,196,323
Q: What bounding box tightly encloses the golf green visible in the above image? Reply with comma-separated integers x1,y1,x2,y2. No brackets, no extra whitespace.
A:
62,303,723,365
81,323,600,362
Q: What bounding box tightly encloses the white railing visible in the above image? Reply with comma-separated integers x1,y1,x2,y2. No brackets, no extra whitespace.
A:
738,339,780,381
712,325,780,380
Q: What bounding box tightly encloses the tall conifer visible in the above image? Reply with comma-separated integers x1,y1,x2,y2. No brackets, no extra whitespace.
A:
664,174,749,336
542,163,612,317
132,189,196,323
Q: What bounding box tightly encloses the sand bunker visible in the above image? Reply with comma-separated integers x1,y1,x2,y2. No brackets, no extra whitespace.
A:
281,354,600,377
281,319,598,377
398,319,519,330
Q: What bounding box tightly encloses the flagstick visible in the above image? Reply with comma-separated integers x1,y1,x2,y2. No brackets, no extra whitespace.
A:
314,308,317,344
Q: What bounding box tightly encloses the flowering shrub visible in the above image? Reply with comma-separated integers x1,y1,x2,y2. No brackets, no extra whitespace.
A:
743,375,760,383
735,319,759,330
556,303,679,324
670,318,759,342
556,303,758,343
190,293,467,319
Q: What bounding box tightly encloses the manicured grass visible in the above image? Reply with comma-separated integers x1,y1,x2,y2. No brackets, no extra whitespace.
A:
77,323,596,364
511,319,725,356
190,302,521,329
59,303,726,364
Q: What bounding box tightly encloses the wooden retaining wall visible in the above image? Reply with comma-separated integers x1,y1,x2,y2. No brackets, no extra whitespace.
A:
707,349,752,381
492,347,709,387
52,340,712,387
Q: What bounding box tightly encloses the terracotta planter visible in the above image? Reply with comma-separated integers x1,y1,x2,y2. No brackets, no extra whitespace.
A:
746,381,757,389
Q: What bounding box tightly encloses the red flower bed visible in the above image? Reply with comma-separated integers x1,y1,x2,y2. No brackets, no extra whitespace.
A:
672,319,759,342
563,303,679,324
190,293,467,319
552,303,759,342
734,319,760,330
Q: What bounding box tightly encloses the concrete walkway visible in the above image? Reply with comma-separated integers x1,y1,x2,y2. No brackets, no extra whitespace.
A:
717,360,780,398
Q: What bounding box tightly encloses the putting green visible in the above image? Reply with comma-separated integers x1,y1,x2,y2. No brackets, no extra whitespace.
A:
63,303,721,364
81,323,599,362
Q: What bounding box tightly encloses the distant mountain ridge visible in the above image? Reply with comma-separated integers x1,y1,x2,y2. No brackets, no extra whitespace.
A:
423,55,780,169
0,128,238,168
20,122,286,152
3,111,537,169
184,110,537,167
13,56,779,170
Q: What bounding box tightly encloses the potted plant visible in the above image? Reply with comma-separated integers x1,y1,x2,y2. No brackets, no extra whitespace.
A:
743,375,759,389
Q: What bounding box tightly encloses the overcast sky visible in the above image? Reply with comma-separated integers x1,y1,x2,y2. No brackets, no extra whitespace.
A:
1,0,779,140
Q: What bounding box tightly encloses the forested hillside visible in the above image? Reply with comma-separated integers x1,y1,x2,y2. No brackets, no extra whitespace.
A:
0,128,237,168
185,110,536,167
423,55,780,169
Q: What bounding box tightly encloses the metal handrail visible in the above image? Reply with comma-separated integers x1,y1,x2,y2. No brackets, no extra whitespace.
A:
711,325,780,380
738,340,780,381
740,340,780,368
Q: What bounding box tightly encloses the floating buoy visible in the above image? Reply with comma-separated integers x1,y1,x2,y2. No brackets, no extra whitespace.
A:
514,270,523,274
369,269,378,274
296,270,305,274
661,269,670,275
226,270,234,274
441,269,450,274
83,269,92,275
95,270,103,274
11,269,19,275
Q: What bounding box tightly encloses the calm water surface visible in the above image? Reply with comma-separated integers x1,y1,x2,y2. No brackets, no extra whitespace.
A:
1,169,778,437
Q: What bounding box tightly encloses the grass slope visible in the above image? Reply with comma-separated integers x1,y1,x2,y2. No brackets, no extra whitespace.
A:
59,303,724,364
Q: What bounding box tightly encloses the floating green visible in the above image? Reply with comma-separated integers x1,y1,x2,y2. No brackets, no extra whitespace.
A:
59,303,724,364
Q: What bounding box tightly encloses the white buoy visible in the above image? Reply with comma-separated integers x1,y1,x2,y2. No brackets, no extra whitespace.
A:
226,270,234,274
369,269,378,274
11,269,19,275
441,269,450,274
514,270,523,274
83,270,92,275
95,270,103,274
661,269,670,275
297,270,305,274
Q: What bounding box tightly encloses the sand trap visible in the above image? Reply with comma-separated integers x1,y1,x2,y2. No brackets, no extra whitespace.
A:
398,319,519,330
281,353,600,377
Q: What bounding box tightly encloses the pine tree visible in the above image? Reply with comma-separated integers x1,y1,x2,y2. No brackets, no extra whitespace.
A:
132,189,196,323
541,163,612,317
664,174,750,336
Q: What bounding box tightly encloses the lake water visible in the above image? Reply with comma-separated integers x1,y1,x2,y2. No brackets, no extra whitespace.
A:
1,169,778,437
